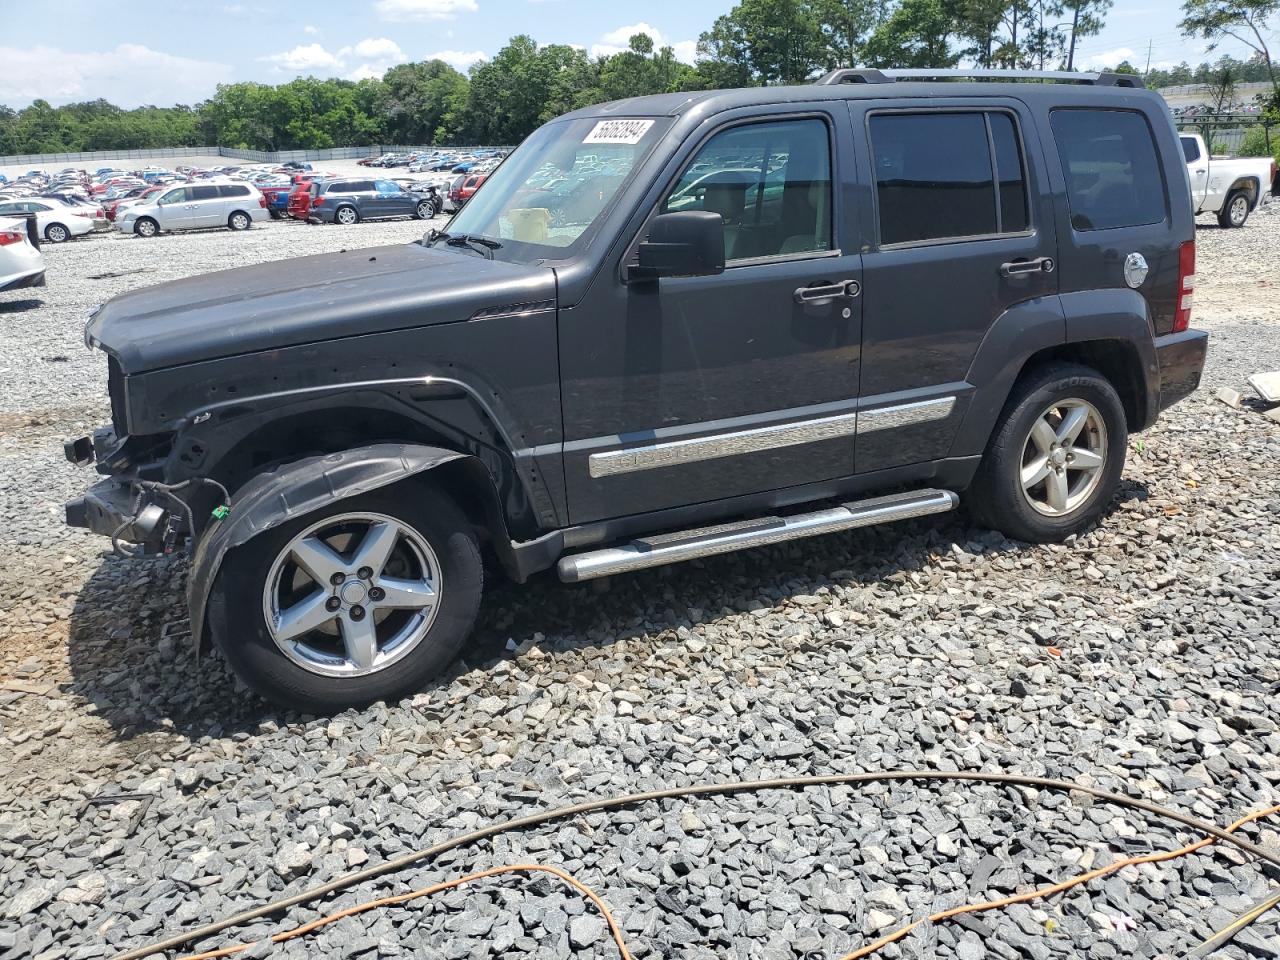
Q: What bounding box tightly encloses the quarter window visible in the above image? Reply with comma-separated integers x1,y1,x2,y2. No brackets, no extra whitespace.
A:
662,118,833,261
1050,109,1165,231
870,111,1029,245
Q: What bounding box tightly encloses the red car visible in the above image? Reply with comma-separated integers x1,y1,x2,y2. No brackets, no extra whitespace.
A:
103,185,163,221
449,173,488,209
286,176,326,220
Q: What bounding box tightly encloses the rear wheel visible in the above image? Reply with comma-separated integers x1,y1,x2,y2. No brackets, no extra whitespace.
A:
228,211,252,231
335,205,359,225
1218,189,1251,228
968,364,1127,543
134,217,158,238
210,485,482,713
45,223,70,243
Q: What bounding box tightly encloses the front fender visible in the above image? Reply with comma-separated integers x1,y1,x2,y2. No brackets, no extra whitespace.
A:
188,443,464,654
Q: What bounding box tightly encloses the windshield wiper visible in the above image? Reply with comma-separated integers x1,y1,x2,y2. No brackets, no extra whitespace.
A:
445,234,502,259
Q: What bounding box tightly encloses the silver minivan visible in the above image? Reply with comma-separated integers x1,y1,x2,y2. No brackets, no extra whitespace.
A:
117,181,268,237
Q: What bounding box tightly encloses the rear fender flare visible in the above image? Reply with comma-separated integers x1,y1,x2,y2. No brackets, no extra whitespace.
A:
188,442,499,654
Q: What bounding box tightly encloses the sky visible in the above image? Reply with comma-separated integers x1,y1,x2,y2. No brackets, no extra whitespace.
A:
0,0,1267,109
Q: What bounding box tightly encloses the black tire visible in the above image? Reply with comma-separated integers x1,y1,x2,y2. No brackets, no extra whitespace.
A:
228,211,252,231
209,484,483,713
1217,189,1251,228
415,200,433,220
335,205,359,225
45,222,70,243
967,363,1127,543
431,196,443,217
268,208,284,220
134,217,158,238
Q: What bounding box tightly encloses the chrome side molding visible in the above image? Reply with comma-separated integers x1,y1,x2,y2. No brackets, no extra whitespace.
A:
557,488,958,582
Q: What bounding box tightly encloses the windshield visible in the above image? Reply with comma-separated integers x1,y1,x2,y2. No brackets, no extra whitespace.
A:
445,116,669,260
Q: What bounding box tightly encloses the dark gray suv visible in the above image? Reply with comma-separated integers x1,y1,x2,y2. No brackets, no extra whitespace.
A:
66,69,1207,711
308,177,440,225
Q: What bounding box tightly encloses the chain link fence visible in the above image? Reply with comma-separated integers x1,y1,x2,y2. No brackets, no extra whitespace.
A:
1,144,515,168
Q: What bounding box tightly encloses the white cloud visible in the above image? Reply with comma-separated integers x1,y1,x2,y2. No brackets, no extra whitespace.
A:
590,22,697,62
303,24,319,34
425,49,487,72
260,42,343,71
374,0,477,21
346,64,385,81
1075,46,1140,71
350,37,406,61
0,43,232,108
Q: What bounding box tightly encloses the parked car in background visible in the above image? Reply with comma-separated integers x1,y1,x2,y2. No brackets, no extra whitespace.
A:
117,181,268,237
0,197,96,243
0,215,45,290
448,172,488,211
307,177,438,224
1179,133,1275,227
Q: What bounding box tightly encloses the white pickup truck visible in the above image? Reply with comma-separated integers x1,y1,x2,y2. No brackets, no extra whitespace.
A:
1180,132,1275,227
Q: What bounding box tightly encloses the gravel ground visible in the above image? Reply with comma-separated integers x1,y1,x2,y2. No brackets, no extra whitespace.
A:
1,205,1278,960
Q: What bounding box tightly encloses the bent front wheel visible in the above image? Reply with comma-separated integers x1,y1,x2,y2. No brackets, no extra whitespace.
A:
209,486,482,712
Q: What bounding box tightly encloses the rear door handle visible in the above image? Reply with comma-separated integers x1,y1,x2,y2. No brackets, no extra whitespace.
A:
1000,257,1054,277
794,279,861,303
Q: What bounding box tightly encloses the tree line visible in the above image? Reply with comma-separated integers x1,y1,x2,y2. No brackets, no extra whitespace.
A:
2,0,1278,155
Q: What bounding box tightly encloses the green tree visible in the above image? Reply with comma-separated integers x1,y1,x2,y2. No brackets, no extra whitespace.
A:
382,60,468,144
695,0,826,85
1061,0,1113,70
694,15,755,88
863,0,961,67
817,0,893,67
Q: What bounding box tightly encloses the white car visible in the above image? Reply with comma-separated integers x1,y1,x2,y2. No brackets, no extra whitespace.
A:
1181,133,1276,228
0,197,96,243
0,216,46,291
116,181,269,236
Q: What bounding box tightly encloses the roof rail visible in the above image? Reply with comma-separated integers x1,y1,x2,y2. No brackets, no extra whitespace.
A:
815,68,1145,89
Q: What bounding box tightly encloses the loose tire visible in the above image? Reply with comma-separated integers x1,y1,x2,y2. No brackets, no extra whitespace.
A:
45,223,70,243
1218,189,1251,228
968,364,1127,543
134,217,159,238
335,205,359,225
208,485,482,713
228,211,252,231
415,200,433,220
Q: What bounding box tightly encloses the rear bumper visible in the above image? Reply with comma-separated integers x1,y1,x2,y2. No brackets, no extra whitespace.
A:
1155,328,1208,414
0,268,45,291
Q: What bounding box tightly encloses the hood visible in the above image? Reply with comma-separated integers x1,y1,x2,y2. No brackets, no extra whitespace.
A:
88,242,556,374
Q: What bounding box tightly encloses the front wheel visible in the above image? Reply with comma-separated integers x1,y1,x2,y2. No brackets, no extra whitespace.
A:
968,364,1127,543
415,200,433,220
1218,189,1251,228
134,217,158,238
209,486,483,712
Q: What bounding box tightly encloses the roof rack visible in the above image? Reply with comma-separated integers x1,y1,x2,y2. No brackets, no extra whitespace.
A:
816,68,1145,89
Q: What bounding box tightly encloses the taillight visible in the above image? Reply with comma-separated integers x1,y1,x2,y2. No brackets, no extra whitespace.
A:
259,195,268,208
313,196,324,205
0,229,23,247
1174,239,1195,333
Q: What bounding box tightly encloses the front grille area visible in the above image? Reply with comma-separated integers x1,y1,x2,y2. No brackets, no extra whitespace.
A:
107,356,127,434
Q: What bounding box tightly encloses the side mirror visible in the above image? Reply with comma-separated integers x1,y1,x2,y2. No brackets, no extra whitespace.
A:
631,211,725,281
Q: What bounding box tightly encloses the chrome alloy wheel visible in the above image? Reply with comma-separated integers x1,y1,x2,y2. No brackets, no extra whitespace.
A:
1020,398,1108,517
336,206,358,225
262,512,441,677
1230,194,1249,226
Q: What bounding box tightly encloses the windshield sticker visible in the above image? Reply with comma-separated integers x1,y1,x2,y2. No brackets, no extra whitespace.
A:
583,119,655,145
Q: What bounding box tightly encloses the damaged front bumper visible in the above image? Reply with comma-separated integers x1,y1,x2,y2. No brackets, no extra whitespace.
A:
63,426,176,554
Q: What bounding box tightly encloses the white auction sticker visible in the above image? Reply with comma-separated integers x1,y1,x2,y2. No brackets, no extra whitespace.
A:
583,119,655,145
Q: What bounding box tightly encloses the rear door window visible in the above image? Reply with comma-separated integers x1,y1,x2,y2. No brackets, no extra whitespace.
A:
870,112,1034,245
1181,136,1200,163
1049,109,1165,231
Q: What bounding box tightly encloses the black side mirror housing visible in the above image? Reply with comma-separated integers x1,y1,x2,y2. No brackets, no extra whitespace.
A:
632,211,725,281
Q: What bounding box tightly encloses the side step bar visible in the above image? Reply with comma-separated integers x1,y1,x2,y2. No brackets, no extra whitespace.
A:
557,488,958,582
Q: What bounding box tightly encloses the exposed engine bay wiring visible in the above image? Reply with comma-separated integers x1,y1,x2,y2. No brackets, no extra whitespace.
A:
109,770,1280,960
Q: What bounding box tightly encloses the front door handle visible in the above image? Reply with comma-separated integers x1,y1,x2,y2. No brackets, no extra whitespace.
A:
1000,257,1054,277
794,279,861,303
